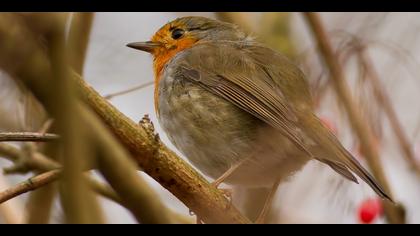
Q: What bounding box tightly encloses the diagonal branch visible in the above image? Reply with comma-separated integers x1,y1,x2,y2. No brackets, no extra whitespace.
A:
79,102,174,223
0,13,251,224
74,74,251,224
0,108,191,223
0,174,23,223
303,12,405,224
0,170,60,204
0,142,192,223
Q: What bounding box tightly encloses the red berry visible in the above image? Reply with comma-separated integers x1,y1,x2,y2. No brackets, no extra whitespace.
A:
358,198,383,224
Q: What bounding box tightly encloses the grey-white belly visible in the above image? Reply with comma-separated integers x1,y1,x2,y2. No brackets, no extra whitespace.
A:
157,75,309,187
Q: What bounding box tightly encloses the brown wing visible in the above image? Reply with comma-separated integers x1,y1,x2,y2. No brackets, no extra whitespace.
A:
168,41,392,201
169,41,313,156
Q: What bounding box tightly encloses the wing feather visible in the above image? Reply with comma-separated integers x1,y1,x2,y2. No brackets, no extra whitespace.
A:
172,42,313,156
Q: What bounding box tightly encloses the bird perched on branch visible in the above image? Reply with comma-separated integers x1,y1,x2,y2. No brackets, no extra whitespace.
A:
127,16,392,222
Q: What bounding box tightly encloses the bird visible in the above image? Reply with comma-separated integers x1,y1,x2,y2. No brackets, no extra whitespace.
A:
127,16,392,222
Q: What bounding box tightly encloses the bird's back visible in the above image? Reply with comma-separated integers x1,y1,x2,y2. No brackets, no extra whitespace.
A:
156,39,392,200
155,41,312,186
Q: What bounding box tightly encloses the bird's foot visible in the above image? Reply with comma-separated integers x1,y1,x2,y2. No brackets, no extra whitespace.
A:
211,182,233,210
254,178,281,224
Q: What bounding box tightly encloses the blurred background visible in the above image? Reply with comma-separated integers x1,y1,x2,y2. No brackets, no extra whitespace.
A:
1,12,420,224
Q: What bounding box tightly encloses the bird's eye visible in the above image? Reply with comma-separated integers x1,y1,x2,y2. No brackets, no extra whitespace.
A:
171,28,185,40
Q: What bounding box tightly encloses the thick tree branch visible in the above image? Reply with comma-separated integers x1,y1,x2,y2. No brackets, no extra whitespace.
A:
0,13,250,224
79,103,173,224
303,12,405,224
74,75,251,223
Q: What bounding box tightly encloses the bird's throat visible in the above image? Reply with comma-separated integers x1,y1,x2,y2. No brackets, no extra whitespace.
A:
152,37,197,113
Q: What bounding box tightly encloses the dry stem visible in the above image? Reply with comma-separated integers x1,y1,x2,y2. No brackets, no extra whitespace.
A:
358,48,420,177
303,12,405,224
0,13,250,224
0,170,60,204
0,132,58,142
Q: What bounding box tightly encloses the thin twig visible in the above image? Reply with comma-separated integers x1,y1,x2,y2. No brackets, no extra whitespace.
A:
0,142,60,174
24,124,57,224
104,81,154,100
0,175,22,223
38,119,54,135
0,132,59,142
303,12,405,224
358,47,420,177
1,148,191,224
0,170,60,204
0,110,181,223
0,13,190,224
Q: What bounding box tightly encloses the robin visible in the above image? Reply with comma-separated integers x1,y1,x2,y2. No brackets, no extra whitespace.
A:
127,16,392,222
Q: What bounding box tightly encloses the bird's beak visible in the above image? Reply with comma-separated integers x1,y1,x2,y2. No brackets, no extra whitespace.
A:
126,41,161,53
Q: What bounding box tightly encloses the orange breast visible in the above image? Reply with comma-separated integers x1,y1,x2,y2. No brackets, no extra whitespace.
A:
153,37,197,112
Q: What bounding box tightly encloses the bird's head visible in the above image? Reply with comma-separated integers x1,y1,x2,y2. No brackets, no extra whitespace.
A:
127,16,247,76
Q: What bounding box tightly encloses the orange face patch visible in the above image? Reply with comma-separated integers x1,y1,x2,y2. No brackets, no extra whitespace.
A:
150,23,198,112
152,37,197,77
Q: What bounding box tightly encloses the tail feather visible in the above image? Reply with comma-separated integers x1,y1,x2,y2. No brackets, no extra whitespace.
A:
340,148,394,203
318,158,359,184
304,114,394,202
